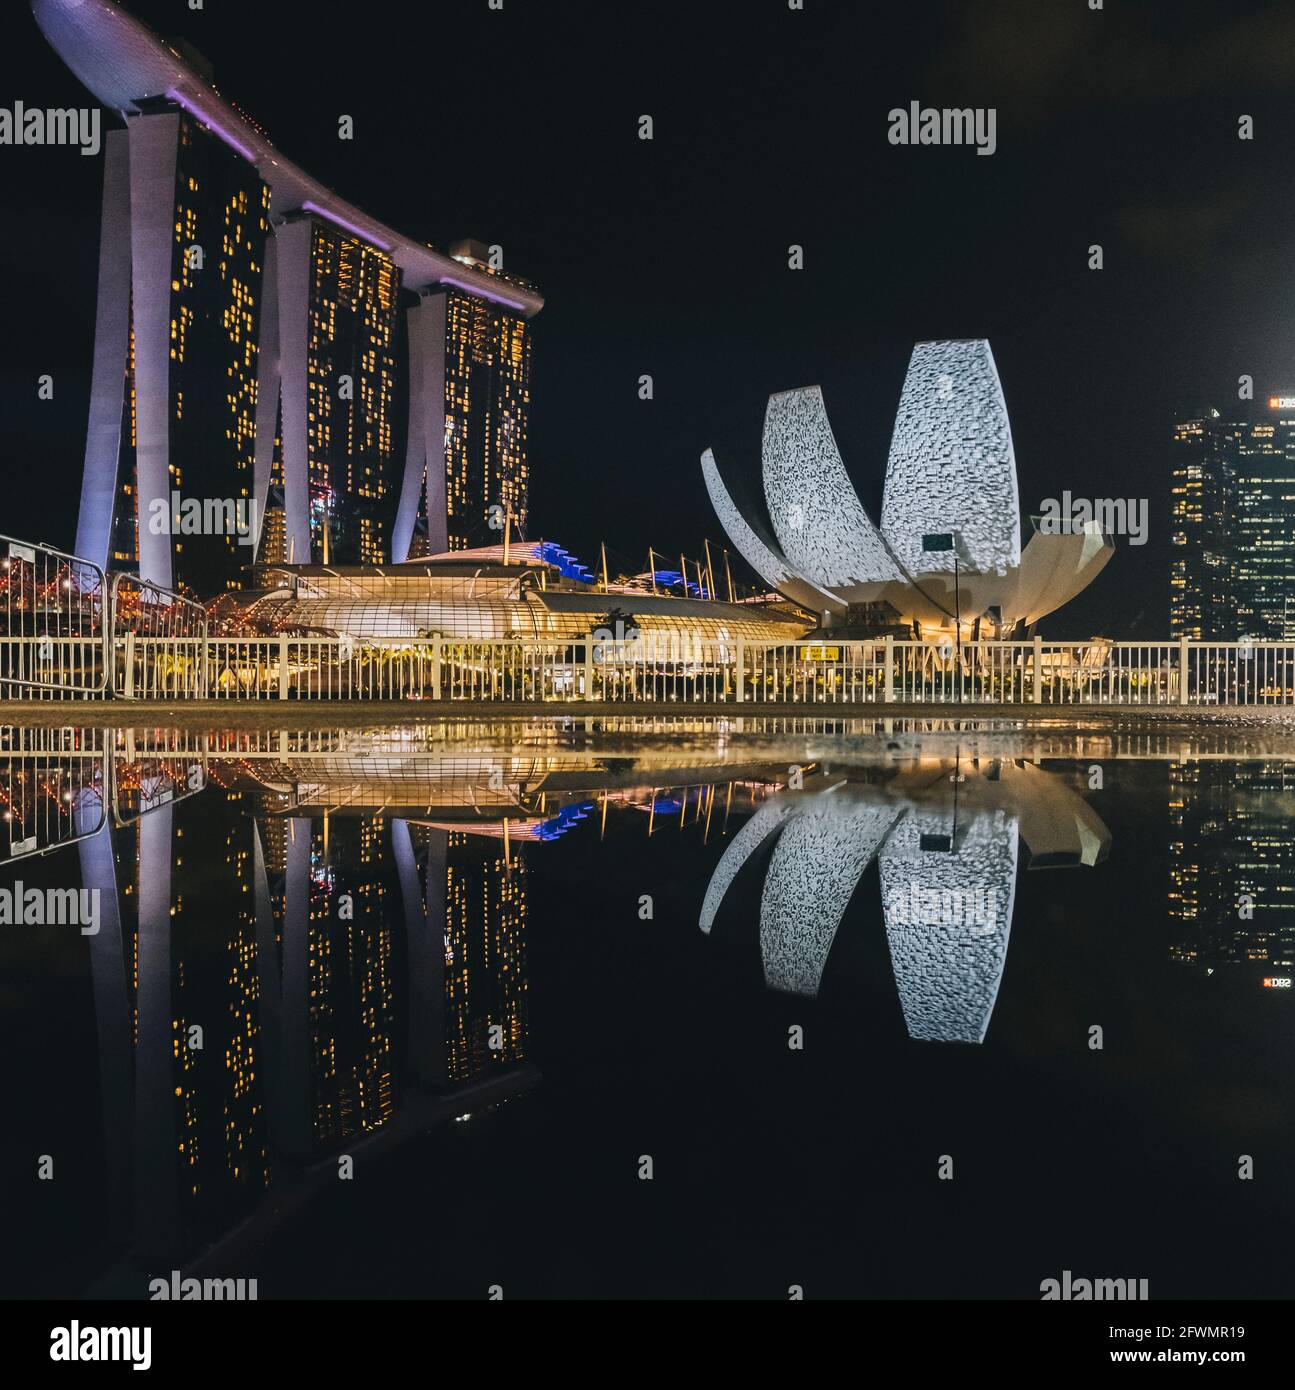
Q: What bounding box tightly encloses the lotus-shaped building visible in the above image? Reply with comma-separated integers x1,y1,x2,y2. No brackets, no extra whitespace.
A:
702,340,1114,636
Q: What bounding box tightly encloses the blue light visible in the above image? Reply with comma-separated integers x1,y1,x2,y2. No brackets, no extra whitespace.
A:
535,800,594,840
539,541,594,584
652,569,709,598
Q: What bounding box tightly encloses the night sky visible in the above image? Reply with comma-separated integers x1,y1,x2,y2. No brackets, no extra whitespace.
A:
5,0,1295,637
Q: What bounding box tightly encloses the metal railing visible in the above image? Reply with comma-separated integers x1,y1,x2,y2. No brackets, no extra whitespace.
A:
2,633,1290,707
0,535,109,695
109,573,209,699
0,725,108,859
0,541,207,701
4,531,1294,708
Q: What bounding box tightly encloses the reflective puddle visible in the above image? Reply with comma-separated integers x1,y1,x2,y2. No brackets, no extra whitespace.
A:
1,717,1293,1298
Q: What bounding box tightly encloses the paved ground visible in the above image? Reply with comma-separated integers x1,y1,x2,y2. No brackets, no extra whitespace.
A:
3,699,1295,730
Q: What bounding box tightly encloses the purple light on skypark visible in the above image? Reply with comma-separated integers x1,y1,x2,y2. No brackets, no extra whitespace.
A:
165,89,258,164
301,201,392,253
440,275,527,311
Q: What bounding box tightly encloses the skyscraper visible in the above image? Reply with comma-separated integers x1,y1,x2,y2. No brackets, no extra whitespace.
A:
1227,401,1295,639
78,108,270,594
392,240,537,561
1169,409,1230,639
1170,398,1295,640
256,215,402,567
35,0,543,591
391,241,534,557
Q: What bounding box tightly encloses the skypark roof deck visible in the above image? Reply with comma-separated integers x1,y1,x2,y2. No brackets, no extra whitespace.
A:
31,0,543,315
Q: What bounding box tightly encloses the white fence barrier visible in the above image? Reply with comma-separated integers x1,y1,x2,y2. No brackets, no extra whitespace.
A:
0,633,1290,706
0,535,109,695
1,542,205,700
5,532,1294,708
0,725,108,859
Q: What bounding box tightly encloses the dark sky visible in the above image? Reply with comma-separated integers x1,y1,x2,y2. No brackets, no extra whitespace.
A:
5,0,1295,636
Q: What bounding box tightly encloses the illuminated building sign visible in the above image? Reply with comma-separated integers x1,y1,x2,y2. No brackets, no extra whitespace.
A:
1262,977,1291,988
1268,397,1295,410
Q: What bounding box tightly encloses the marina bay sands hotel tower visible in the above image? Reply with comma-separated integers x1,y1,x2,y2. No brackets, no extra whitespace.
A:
33,0,542,594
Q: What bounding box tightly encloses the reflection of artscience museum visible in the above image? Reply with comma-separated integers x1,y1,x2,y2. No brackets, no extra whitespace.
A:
701,757,1111,1043
702,340,1115,637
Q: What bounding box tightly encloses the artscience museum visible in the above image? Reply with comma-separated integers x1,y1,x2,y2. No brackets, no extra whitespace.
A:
702,340,1115,638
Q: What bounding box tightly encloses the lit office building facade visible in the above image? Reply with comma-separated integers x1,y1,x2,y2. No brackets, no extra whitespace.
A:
1226,401,1295,639
1170,398,1295,640
250,236,536,569
258,219,403,567
1169,410,1231,639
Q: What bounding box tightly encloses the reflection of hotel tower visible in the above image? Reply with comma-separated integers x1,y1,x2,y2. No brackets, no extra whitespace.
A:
76,785,270,1263
444,829,529,1081
34,0,542,591
74,782,529,1264
258,814,398,1145
1169,762,1295,974
263,812,528,1109
394,823,529,1087
310,815,399,1140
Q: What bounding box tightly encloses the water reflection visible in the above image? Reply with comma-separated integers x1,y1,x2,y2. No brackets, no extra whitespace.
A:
2,716,1293,1293
1,726,108,857
1,723,782,1281
1169,761,1295,979
702,757,1110,1042
71,792,543,1270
